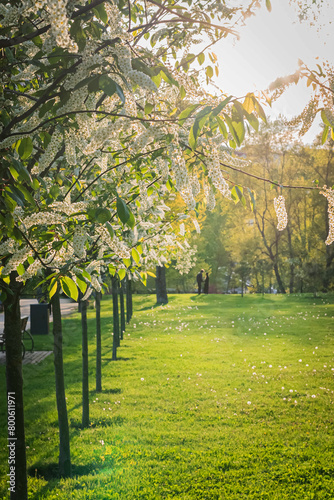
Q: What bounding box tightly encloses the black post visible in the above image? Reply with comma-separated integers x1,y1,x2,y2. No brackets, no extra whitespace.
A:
156,265,168,304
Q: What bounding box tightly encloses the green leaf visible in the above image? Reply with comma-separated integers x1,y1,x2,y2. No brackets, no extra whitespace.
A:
93,3,108,23
321,109,332,127
189,105,213,149
131,248,140,265
235,185,246,207
211,96,233,116
60,276,78,301
17,263,25,276
206,66,214,79
216,116,228,138
147,271,156,278
137,244,143,254
118,268,126,281
127,211,135,229
197,53,205,65
99,75,125,104
140,272,147,286
322,125,329,145
12,158,32,184
266,0,272,12
144,103,154,114
244,111,259,132
223,114,240,147
38,99,55,118
248,188,256,212
76,276,87,295
116,196,130,225
106,221,114,239
17,137,33,160
123,258,132,267
87,207,111,223
180,85,186,99
178,104,200,124
49,279,58,299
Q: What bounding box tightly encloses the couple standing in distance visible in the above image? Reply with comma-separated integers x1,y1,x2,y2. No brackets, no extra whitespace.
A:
196,269,209,295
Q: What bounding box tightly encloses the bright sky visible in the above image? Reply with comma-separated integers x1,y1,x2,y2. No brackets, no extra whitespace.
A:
214,0,334,142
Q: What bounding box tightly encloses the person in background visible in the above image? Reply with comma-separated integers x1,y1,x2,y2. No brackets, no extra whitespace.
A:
196,269,204,294
203,272,209,294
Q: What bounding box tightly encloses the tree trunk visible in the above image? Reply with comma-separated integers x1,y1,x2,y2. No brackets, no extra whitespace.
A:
156,265,168,304
81,300,89,428
119,280,125,341
273,263,286,294
287,226,295,294
112,276,119,360
126,276,131,324
4,275,27,500
51,288,71,477
95,292,102,393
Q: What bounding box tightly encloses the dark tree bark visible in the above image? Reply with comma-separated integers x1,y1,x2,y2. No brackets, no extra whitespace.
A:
287,226,295,294
156,265,168,304
273,263,286,294
4,275,27,500
119,280,125,341
51,288,71,477
112,276,119,360
126,276,132,323
126,276,130,324
81,299,89,428
129,279,133,320
95,291,102,393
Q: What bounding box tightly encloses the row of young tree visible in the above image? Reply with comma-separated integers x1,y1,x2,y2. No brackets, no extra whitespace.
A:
0,0,333,498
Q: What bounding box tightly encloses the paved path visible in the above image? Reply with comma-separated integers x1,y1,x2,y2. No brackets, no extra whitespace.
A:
0,298,78,333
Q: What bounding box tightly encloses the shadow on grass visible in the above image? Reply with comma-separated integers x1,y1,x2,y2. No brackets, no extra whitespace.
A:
70,415,125,429
28,462,102,500
138,295,178,311
28,462,94,481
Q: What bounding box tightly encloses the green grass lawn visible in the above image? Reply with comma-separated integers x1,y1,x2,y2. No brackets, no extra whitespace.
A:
1,293,334,499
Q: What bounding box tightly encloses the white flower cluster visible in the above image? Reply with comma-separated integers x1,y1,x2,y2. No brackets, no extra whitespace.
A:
274,195,288,231
190,174,201,198
192,219,201,234
0,3,21,27
65,131,77,165
207,152,232,200
156,158,169,182
50,201,87,217
35,0,78,53
73,227,87,259
95,226,130,259
84,121,121,155
1,247,33,276
175,244,197,275
23,211,65,229
204,182,216,211
320,187,334,245
32,130,63,175
16,258,44,283
113,44,157,92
